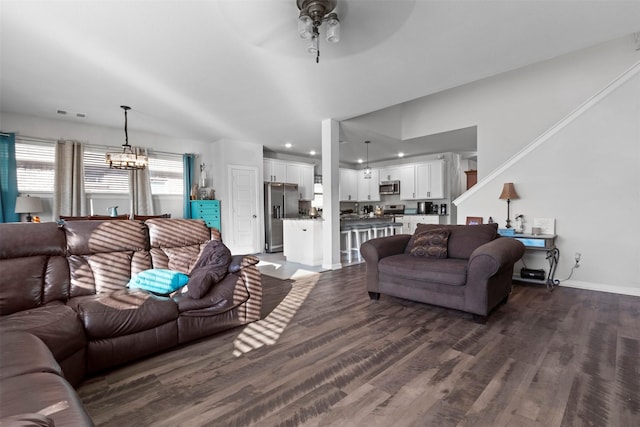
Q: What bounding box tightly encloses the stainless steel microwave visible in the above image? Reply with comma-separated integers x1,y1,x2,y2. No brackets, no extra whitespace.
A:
379,180,400,195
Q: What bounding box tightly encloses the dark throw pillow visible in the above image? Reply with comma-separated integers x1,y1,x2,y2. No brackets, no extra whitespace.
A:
187,240,232,299
408,228,450,258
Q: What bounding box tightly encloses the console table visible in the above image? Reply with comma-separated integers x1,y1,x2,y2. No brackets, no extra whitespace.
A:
505,233,558,291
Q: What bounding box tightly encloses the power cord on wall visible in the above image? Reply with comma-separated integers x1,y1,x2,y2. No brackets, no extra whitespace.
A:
555,250,581,284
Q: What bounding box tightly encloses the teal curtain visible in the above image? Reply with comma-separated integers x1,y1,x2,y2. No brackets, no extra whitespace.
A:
0,133,20,223
183,154,195,219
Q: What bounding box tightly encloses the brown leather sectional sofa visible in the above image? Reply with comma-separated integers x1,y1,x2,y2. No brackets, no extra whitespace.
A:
0,219,262,426
361,223,525,322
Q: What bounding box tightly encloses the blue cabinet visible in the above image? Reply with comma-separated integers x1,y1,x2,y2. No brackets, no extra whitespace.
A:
190,200,220,231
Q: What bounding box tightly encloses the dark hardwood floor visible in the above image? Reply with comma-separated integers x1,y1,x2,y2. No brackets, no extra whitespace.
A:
77,264,640,426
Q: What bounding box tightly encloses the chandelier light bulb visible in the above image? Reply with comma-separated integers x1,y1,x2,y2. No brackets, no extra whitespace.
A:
307,34,319,54
325,13,340,43
298,12,313,39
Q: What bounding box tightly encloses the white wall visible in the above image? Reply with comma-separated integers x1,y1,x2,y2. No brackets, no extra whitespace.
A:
456,65,640,296
401,35,640,178
210,138,263,253
1,112,212,219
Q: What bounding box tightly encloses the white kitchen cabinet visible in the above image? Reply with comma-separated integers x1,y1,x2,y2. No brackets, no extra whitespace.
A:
399,165,415,200
286,162,314,200
422,160,444,199
400,160,444,200
339,168,358,201
299,164,314,201
264,160,314,200
264,159,287,182
285,162,301,186
283,219,323,266
379,166,403,183
357,169,380,202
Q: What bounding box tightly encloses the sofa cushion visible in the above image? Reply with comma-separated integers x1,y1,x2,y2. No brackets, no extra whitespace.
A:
410,223,498,260
379,254,468,286
146,219,213,274
174,273,247,314
67,290,179,339
128,269,189,295
0,304,86,362
64,220,152,297
0,331,62,380
0,223,69,315
0,373,94,427
407,228,450,258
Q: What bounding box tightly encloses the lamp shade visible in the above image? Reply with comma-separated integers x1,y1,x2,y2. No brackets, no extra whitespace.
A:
15,196,43,214
499,183,519,200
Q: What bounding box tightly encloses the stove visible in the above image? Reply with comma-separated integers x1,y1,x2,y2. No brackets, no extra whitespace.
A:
382,204,405,215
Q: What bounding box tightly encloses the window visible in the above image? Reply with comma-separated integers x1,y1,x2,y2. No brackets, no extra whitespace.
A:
15,140,184,196
15,141,55,193
148,153,183,195
84,147,129,193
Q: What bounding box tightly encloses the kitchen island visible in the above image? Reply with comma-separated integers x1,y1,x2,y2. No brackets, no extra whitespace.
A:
282,218,324,266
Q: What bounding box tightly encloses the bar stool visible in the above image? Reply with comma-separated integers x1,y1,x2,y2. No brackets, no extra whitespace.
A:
389,222,404,235
350,224,371,262
340,225,353,263
371,222,388,238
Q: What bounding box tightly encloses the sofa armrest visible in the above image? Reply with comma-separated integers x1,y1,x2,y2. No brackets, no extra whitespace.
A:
228,254,260,273
361,235,411,295
464,237,525,315
360,234,411,264
468,237,526,276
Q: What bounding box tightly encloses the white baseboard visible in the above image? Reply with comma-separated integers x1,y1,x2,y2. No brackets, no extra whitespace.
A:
558,280,640,297
325,262,343,270
514,275,640,297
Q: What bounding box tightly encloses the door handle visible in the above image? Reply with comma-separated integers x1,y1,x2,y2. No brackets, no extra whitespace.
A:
252,214,257,218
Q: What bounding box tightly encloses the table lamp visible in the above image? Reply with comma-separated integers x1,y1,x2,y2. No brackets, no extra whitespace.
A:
15,195,43,222
498,183,519,228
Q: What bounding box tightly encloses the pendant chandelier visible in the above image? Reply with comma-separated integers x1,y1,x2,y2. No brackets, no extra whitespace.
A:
105,105,148,170
363,140,371,179
297,0,340,63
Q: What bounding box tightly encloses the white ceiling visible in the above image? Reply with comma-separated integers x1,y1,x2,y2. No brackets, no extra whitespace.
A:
2,1,639,165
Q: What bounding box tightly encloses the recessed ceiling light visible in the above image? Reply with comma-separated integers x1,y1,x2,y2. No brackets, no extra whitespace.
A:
398,152,404,158
57,110,67,115
310,150,316,156
357,158,363,164
285,142,292,148
76,113,87,118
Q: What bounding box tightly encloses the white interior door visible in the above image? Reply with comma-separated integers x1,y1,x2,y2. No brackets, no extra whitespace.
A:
228,165,260,254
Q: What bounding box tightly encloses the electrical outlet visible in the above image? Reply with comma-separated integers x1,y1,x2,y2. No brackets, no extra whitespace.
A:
575,252,581,266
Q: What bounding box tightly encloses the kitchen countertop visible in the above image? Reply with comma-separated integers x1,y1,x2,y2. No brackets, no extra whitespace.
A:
282,217,324,221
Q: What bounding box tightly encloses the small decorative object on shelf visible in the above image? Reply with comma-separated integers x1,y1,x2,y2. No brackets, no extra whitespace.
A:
515,214,525,233
200,163,207,187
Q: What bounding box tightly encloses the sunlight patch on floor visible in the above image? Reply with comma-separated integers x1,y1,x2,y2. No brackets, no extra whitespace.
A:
233,276,318,357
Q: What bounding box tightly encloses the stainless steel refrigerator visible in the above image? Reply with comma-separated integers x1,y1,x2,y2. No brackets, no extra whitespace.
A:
264,182,299,253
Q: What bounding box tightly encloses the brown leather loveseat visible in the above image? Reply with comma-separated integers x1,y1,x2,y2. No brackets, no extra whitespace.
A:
360,223,525,322
0,219,262,426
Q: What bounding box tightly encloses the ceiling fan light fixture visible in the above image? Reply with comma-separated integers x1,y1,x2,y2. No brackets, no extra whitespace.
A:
296,0,339,63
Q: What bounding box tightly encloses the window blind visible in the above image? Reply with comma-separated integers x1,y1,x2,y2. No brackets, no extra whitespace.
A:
15,141,55,193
